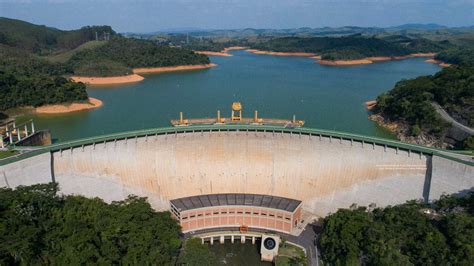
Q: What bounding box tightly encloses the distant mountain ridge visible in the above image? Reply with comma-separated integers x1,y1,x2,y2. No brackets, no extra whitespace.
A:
388,23,448,30
126,23,464,37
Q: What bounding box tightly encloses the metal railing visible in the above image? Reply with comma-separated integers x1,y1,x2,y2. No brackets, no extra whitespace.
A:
1,124,473,166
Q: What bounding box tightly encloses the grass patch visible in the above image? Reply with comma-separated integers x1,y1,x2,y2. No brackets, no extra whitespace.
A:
0,150,18,159
44,40,107,63
276,242,307,266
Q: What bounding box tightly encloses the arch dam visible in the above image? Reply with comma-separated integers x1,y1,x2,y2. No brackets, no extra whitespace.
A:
1,125,473,217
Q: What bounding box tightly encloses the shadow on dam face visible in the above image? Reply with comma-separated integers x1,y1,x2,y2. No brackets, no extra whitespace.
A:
1,130,473,217
423,156,433,203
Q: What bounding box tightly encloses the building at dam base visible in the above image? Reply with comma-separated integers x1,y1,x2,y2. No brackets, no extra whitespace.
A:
170,194,302,234
0,125,473,236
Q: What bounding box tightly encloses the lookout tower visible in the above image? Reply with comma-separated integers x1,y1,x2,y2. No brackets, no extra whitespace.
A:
231,102,242,121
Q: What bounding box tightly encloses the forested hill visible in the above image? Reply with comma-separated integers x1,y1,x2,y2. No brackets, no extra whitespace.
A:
320,193,474,265
251,36,450,60
68,37,210,77
0,183,181,264
374,64,474,149
0,18,210,113
435,47,474,66
0,17,115,54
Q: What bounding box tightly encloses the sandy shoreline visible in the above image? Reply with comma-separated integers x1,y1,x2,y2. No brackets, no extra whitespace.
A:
133,63,217,74
194,46,248,57
246,49,317,57
317,53,437,66
195,51,232,57
35,97,103,114
71,64,217,85
425,59,452,68
318,59,373,66
222,46,248,52
71,74,144,85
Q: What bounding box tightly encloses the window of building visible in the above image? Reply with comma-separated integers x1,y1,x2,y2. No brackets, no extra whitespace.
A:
213,212,219,215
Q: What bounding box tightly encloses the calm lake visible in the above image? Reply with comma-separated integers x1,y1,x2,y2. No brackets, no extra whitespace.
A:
21,50,440,142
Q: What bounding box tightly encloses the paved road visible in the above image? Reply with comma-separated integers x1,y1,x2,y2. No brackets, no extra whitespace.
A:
432,102,474,135
185,225,320,266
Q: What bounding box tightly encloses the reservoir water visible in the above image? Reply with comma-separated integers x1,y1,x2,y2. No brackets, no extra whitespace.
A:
21,50,440,142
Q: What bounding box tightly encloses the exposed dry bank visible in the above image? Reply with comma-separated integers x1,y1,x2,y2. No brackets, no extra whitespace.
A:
71,64,217,85
35,97,103,114
70,74,144,85
425,59,452,68
194,51,232,57
246,49,317,57
194,47,248,57
133,63,217,74
317,53,437,66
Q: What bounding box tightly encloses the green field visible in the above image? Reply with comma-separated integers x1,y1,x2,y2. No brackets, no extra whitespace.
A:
276,242,307,266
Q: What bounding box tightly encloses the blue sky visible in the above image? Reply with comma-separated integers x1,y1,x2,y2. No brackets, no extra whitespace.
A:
1,0,473,32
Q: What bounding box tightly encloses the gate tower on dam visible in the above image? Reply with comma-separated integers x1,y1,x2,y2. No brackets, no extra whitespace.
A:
1,124,473,231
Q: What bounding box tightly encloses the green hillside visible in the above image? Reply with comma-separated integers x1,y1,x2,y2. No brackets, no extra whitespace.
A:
251,35,451,60
436,47,474,66
0,18,211,113
44,40,108,63
68,37,210,76
374,64,474,149
0,17,114,54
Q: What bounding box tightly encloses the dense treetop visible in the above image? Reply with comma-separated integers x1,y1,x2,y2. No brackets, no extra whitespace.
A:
375,66,474,148
320,193,474,265
0,183,182,265
0,44,87,111
435,47,474,66
68,37,210,76
0,17,115,54
251,35,450,60
0,18,211,112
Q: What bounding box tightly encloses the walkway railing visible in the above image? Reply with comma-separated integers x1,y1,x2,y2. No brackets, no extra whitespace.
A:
1,124,473,166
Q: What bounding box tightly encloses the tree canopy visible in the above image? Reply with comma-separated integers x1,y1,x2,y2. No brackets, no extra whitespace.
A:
435,47,474,67
375,66,474,146
68,37,210,77
320,193,474,265
0,183,182,265
250,35,450,60
0,18,211,112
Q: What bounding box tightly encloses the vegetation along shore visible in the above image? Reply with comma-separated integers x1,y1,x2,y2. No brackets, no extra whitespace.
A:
0,17,212,115
367,47,474,149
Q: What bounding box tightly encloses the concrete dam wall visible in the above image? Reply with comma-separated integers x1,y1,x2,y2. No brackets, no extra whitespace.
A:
1,128,473,216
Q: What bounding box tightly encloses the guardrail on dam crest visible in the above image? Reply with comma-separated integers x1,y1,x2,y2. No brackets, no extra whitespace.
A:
0,125,473,216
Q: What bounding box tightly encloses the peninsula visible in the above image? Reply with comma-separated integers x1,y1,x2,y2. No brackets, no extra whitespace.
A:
35,97,103,114
368,53,473,149
249,36,449,66
0,18,212,114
